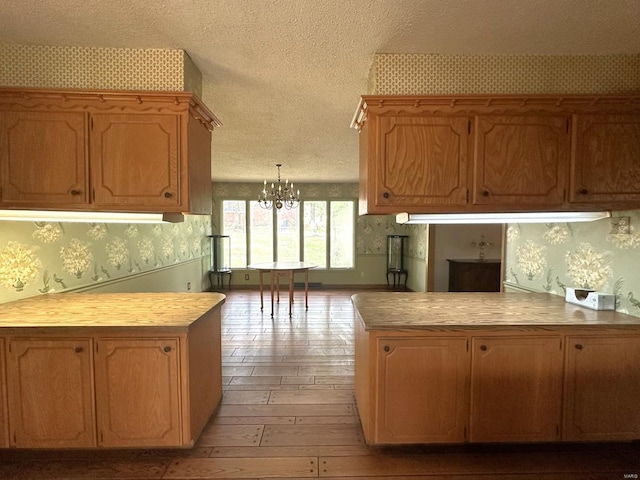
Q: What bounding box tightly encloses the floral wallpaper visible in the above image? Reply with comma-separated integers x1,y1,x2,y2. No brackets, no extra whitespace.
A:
0,215,211,304
505,210,640,317
211,181,425,261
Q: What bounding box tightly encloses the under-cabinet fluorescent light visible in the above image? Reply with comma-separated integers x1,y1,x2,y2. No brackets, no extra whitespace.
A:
396,211,611,225
0,210,184,224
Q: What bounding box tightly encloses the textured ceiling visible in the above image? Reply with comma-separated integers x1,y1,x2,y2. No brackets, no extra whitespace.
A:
1,0,640,183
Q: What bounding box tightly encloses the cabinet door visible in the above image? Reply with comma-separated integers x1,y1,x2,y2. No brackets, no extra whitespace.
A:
373,116,471,210
0,111,89,205
6,338,95,448
470,336,563,443
90,114,181,209
570,114,640,204
375,337,469,444
474,116,569,206
564,336,640,441
0,338,8,448
95,338,182,447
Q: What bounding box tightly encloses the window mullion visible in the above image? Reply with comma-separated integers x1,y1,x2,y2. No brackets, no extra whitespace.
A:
326,200,331,269
245,200,251,266
272,208,278,262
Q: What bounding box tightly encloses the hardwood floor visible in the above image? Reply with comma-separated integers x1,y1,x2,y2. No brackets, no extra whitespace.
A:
1,289,639,479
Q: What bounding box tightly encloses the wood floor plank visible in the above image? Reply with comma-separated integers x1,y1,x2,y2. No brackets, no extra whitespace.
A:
229,376,282,385
220,390,271,405
281,376,315,385
197,425,264,447
269,390,354,404
163,457,318,478
0,458,170,479
216,404,355,417
314,376,354,385
209,445,374,458
261,424,364,446
222,366,255,376
318,451,640,477
212,416,295,425
295,416,360,425
252,366,299,376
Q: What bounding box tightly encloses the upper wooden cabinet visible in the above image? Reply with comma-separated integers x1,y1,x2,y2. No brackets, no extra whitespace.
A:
570,114,640,205
353,95,640,215
0,88,221,214
360,115,471,212
0,111,89,205
474,115,568,206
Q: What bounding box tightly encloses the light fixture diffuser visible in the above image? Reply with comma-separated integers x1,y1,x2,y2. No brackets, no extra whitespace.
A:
0,210,185,224
396,211,611,225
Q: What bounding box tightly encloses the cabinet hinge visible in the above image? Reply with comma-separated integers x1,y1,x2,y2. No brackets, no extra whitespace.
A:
466,189,470,203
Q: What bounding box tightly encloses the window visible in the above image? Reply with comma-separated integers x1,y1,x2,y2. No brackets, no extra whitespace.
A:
221,199,355,269
303,201,327,267
222,200,246,269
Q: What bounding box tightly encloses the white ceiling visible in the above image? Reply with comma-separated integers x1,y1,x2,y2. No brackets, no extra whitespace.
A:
1,0,639,183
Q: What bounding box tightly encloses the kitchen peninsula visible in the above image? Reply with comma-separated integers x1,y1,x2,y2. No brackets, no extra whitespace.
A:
0,292,225,449
353,292,640,445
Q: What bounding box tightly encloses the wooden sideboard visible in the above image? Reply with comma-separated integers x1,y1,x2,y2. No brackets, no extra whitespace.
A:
447,259,501,292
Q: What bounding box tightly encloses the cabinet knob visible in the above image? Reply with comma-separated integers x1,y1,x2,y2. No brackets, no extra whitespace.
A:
75,346,83,353
578,188,589,195
482,190,490,197
383,345,390,352
575,344,583,350
480,345,488,351
70,189,81,196
382,192,390,199
164,192,173,198
163,346,172,353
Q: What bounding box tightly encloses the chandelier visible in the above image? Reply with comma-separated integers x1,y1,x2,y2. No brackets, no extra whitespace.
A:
258,164,300,210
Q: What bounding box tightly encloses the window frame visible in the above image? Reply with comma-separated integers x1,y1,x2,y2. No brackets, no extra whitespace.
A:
220,198,356,270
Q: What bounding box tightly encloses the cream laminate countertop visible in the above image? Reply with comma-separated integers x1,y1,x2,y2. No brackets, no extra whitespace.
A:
0,292,226,328
352,292,640,331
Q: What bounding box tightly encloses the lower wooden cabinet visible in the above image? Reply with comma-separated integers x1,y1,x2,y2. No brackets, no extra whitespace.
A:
0,338,8,448
0,306,222,449
375,337,469,444
469,336,563,443
563,335,640,441
355,314,640,445
95,338,181,447
6,338,96,448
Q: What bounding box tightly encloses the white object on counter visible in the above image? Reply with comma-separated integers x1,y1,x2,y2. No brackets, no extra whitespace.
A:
565,287,616,311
